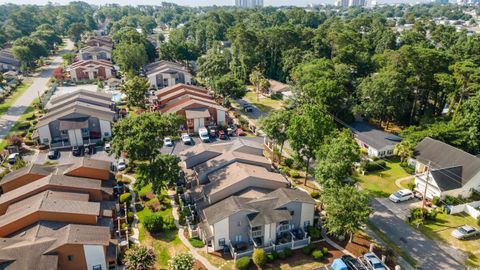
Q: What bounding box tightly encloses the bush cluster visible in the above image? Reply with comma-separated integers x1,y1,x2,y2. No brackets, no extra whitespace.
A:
308,226,321,240
235,257,251,270
120,192,132,204
310,192,320,199
188,237,205,248
143,213,163,233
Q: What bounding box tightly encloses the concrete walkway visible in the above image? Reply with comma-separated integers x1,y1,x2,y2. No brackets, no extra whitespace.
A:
0,39,74,139
168,190,219,270
395,176,414,189
123,174,140,245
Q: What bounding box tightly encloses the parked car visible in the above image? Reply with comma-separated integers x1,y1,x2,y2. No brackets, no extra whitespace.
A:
389,189,414,203
199,128,210,143
117,158,126,171
47,149,60,160
243,103,253,112
72,146,84,156
341,255,369,270
164,137,173,147
451,225,479,240
218,130,228,140
105,142,111,152
181,133,192,145
363,253,387,270
7,153,19,165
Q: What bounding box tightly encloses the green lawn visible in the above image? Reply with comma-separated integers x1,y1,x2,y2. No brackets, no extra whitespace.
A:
418,212,480,267
0,81,33,116
244,91,284,114
354,158,413,197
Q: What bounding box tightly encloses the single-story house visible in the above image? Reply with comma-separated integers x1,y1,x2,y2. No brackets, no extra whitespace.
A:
69,59,115,81
144,61,192,89
85,36,114,48
78,45,112,61
36,91,115,148
0,49,20,72
267,80,290,96
201,188,315,251
155,84,227,132
412,137,480,199
350,121,401,158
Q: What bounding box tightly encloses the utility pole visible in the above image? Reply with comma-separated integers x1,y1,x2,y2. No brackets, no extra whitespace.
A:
421,161,431,219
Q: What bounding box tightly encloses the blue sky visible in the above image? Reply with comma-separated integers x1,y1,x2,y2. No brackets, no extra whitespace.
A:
0,0,320,6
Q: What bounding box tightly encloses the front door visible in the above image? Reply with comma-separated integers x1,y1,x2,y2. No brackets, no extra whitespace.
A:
193,118,204,132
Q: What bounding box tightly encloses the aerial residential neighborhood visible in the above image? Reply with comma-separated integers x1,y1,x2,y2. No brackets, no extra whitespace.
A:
0,1,479,270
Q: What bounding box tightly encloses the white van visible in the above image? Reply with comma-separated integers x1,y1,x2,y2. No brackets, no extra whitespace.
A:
199,127,210,143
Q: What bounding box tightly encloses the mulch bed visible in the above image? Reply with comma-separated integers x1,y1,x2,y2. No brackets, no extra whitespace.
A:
194,260,208,270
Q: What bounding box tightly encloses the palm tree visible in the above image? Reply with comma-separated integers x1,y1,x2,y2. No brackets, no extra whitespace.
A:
394,141,414,163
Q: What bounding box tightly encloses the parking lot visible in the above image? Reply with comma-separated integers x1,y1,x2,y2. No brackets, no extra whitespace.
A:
34,145,115,165
160,135,264,156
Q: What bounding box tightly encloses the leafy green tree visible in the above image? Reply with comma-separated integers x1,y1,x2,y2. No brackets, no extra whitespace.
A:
111,113,182,162
449,60,480,121
143,213,163,233
355,68,410,128
113,42,148,73
457,94,480,154
168,253,195,270
159,28,200,63
123,245,156,270
287,105,334,184
211,73,245,104
315,130,360,188
13,37,48,67
137,154,180,194
67,23,87,42
249,69,270,100
260,109,292,163
197,45,231,87
321,185,372,243
122,76,150,109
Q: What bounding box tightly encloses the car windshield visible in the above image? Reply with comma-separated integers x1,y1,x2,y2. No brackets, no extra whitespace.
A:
373,262,384,269
459,227,473,234
393,192,402,197
165,138,171,142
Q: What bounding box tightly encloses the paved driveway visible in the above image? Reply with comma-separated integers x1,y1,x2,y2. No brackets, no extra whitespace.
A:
0,39,74,139
376,197,423,220
370,199,466,269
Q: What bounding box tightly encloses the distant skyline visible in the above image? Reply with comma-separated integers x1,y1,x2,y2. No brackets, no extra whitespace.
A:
0,0,320,6
0,0,428,7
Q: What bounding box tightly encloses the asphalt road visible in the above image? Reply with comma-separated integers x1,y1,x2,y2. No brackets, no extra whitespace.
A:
0,39,74,139
370,199,467,270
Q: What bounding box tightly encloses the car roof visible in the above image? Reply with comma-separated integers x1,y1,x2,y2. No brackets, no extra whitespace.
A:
8,153,17,158
461,225,476,230
398,189,412,194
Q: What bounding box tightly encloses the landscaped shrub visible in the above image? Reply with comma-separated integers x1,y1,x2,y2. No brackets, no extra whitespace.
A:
143,213,163,233
162,217,176,231
310,192,320,199
432,196,440,206
235,257,251,270
252,248,267,267
271,251,278,260
401,162,415,174
267,253,274,262
127,212,134,224
289,170,300,178
303,244,313,255
364,160,387,172
321,247,328,255
308,226,321,240
277,251,286,260
283,157,294,168
188,237,205,248
280,166,289,175
407,182,416,191
168,252,194,270
138,189,149,200
120,193,132,204
312,250,323,260
283,248,292,257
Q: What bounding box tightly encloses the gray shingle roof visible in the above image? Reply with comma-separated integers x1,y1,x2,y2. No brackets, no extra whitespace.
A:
414,137,480,190
350,121,401,150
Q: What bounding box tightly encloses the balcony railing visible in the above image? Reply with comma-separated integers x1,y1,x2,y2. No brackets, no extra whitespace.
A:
251,230,263,238
277,224,291,232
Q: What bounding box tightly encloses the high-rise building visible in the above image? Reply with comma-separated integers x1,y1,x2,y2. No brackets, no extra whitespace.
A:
335,0,367,7
235,0,264,8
